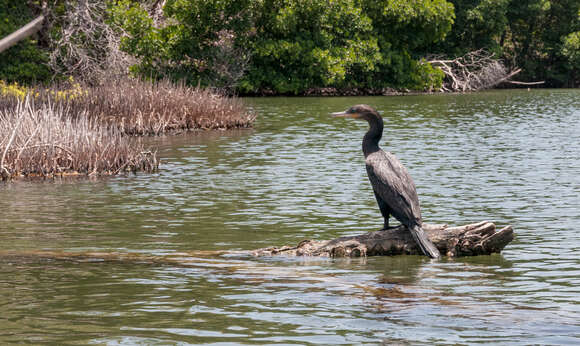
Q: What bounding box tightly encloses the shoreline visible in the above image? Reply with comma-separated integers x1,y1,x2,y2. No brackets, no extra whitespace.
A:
238,85,551,97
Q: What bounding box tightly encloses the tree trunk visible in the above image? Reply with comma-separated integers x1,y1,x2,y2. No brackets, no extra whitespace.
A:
253,221,514,258
0,16,44,54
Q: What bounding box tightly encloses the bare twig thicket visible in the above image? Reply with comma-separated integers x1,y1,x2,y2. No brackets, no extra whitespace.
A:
208,30,252,92
428,49,524,92
0,96,158,181
63,79,256,136
48,0,134,83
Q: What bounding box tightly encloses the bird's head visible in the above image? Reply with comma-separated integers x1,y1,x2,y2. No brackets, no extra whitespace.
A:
331,104,380,122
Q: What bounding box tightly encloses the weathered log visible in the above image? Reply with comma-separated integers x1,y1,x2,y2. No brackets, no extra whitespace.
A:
253,221,514,258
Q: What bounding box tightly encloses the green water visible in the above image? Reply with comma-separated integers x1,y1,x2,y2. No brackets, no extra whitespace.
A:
1,90,579,344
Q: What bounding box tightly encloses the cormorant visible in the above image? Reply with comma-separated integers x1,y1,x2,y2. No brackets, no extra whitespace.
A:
331,104,441,259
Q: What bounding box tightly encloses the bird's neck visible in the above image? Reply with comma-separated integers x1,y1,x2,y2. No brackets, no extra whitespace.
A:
362,116,383,158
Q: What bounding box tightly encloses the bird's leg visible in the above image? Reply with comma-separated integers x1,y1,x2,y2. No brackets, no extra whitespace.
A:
383,217,389,230
380,217,397,230
374,191,393,231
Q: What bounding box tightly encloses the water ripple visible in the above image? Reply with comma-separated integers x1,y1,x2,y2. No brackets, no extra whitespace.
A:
1,90,579,344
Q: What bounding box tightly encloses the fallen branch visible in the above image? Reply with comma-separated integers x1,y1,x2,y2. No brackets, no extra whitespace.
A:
253,221,514,258
428,50,525,92
490,68,522,87
505,80,546,86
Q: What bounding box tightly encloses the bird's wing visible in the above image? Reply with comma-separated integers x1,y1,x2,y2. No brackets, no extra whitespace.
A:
365,150,422,225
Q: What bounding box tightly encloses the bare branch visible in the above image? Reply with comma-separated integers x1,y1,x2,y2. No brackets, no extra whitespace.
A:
505,80,545,86
207,30,252,92
48,0,134,84
427,50,524,92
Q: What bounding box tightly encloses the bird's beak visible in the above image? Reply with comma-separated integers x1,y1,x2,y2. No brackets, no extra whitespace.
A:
331,111,360,118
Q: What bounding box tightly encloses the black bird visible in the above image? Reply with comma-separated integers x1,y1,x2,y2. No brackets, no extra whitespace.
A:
332,104,441,258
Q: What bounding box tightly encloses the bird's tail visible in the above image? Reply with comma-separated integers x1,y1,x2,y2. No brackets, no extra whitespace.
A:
410,225,441,259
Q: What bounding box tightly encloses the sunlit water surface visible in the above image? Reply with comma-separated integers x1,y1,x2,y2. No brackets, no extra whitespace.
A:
1,90,579,344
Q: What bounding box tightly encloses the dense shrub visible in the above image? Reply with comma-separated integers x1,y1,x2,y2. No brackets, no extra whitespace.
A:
562,31,580,68
110,0,447,93
110,0,255,89
2,0,579,90
239,0,382,94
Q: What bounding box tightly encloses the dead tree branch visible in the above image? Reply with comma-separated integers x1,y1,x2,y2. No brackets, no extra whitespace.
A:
505,80,545,86
208,30,252,92
48,0,134,84
428,50,523,92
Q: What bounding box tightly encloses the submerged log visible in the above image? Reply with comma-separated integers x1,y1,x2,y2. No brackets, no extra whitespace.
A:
253,221,514,258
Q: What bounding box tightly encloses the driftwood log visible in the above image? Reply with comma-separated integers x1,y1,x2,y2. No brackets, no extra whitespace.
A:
253,221,513,258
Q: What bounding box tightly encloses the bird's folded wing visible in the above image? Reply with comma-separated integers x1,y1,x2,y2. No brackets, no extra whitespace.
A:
365,150,422,224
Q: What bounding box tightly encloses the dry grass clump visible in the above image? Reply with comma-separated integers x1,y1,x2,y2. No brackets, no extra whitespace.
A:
0,78,253,180
67,79,256,135
1,78,255,136
0,97,158,180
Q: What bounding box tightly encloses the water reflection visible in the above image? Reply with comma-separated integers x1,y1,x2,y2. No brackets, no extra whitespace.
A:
1,90,579,343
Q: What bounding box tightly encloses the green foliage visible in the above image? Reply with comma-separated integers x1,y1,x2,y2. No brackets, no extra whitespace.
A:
108,0,165,77
109,0,255,85
164,0,255,85
507,0,580,85
560,10,580,81
412,60,445,90
241,0,381,94
0,0,51,84
363,0,455,50
110,0,450,93
3,0,580,90
562,31,580,68
359,0,455,90
439,0,509,55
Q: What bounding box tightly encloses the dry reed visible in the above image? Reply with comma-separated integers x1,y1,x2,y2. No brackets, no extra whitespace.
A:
0,78,253,180
0,96,158,180
67,79,256,136
2,78,255,136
